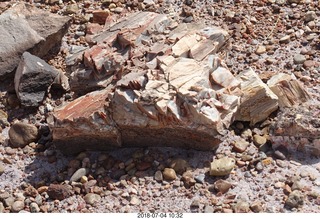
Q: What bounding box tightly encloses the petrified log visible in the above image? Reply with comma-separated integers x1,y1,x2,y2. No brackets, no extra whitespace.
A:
267,73,310,108
235,68,279,125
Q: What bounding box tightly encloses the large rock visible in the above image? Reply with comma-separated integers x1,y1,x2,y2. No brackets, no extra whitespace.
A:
14,52,60,107
235,68,279,125
0,3,70,78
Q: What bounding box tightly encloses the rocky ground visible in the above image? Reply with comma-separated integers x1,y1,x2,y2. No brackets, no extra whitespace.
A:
0,0,320,213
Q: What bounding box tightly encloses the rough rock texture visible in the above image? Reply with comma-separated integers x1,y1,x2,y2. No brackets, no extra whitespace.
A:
14,52,60,107
47,184,73,201
267,73,311,108
52,12,240,154
270,102,320,156
8,122,38,148
0,3,70,78
235,68,279,125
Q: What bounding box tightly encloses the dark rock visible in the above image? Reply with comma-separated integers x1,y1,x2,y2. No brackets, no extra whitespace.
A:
169,158,189,175
14,52,59,107
47,184,73,201
213,179,232,194
0,3,70,79
9,122,39,148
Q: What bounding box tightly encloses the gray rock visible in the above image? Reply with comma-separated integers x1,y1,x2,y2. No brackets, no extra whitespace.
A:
304,11,317,22
204,205,214,213
3,197,14,207
0,3,70,79
0,162,4,176
84,193,101,205
11,200,25,212
70,168,89,182
154,170,163,182
293,54,306,64
29,202,40,213
234,200,250,213
14,52,59,107
194,174,205,184
279,35,290,44
9,122,38,148
210,157,235,176
286,190,304,208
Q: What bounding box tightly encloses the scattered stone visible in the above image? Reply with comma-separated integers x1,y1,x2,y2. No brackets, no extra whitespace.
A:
47,184,73,201
169,158,189,175
29,202,40,213
255,45,266,55
250,201,263,213
154,170,163,182
293,54,306,64
70,168,89,182
0,202,4,213
285,190,304,209
190,199,200,208
232,139,249,152
204,205,214,213
274,150,286,160
130,196,141,205
14,52,60,107
303,60,316,68
84,193,101,205
279,35,290,44
0,109,9,127
194,174,205,184
213,179,232,194
235,68,278,125
0,162,4,176
4,196,14,207
210,157,235,176
92,10,110,25
253,134,267,147
304,11,317,22
163,168,177,181
136,162,152,171
181,171,196,188
11,200,25,213
234,200,250,213
9,122,39,148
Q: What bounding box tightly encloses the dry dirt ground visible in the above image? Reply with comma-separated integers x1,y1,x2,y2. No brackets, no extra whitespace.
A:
0,0,320,213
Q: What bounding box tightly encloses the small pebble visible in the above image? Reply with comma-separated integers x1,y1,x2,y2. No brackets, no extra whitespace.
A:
162,168,177,181
293,54,306,64
214,179,232,194
255,45,266,55
30,202,40,213
194,174,205,184
84,193,101,205
234,200,250,213
274,150,286,160
253,135,267,147
190,199,200,208
279,35,290,44
154,170,163,182
130,196,140,205
204,205,214,213
210,157,235,176
11,200,25,212
286,190,304,209
70,168,88,182
250,201,263,212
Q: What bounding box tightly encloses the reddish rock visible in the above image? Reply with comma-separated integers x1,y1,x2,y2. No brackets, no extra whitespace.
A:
47,184,73,201
92,10,110,25
136,162,152,171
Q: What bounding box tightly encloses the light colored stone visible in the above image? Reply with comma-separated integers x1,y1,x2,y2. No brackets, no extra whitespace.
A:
253,134,267,147
210,157,235,176
11,200,25,212
232,139,249,152
279,35,290,43
255,45,266,55
293,54,306,64
0,202,4,213
130,196,140,205
29,202,40,213
235,68,278,125
163,168,177,181
234,200,250,213
267,73,310,108
0,162,4,176
172,33,199,57
70,168,89,182
214,179,232,194
286,190,304,208
84,193,101,205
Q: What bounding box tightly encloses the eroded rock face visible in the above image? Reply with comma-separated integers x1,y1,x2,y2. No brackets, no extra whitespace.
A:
0,3,70,78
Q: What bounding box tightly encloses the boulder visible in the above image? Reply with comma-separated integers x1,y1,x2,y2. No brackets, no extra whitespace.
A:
14,52,60,107
0,3,70,79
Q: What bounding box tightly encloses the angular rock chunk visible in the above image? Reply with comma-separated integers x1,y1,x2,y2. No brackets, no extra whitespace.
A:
267,73,310,108
270,103,320,156
235,68,279,125
0,3,70,78
14,52,59,107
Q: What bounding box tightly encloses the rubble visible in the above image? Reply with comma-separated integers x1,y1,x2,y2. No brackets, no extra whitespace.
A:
0,3,70,78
